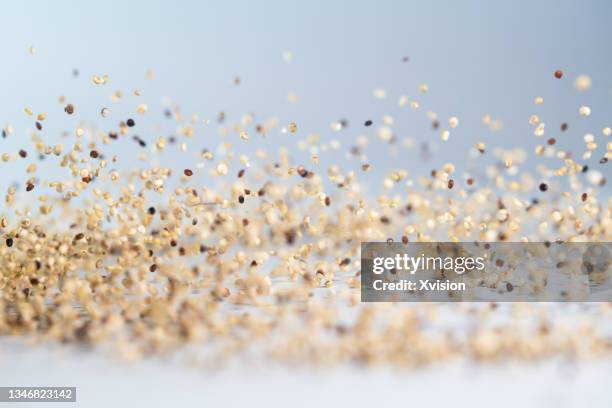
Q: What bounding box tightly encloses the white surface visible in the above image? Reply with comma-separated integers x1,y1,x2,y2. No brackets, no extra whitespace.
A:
0,338,610,408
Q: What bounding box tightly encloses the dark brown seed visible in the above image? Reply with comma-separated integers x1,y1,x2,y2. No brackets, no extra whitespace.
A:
506,282,514,292
401,236,409,245
35,122,42,130
324,196,331,206
238,195,245,204
554,70,563,79
148,207,156,215
126,118,135,127
65,104,74,114
74,233,85,241
447,179,454,189
600,157,608,164
6,238,13,247
539,183,548,192
364,120,373,127
184,169,193,176
581,193,587,202
547,138,556,145
90,150,99,158
339,258,351,266
149,264,157,272
19,150,27,158
560,123,568,132
26,183,34,192
467,178,474,186
237,169,245,178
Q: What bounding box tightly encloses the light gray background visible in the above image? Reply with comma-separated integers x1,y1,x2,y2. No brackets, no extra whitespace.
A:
0,0,610,195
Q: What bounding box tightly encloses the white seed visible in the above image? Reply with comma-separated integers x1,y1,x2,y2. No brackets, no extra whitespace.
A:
574,75,592,91
216,163,228,175
579,106,591,116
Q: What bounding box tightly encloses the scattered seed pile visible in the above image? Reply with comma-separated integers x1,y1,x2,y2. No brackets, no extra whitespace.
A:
0,61,611,366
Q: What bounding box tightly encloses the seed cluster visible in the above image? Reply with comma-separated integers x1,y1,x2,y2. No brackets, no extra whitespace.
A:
0,61,610,367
